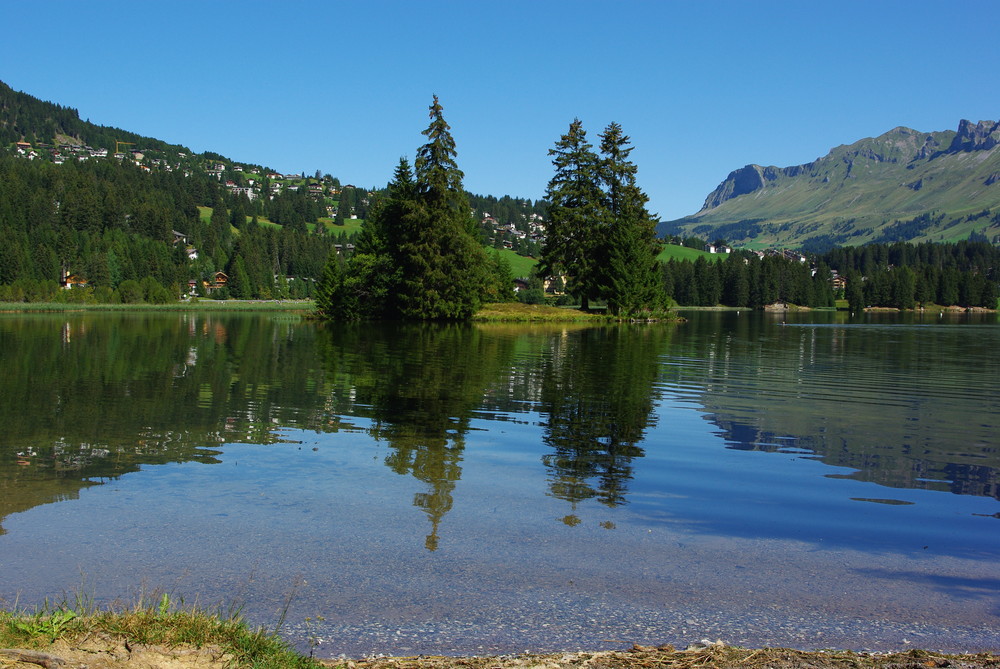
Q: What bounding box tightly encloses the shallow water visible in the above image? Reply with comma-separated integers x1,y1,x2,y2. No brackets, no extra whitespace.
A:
0,311,997,655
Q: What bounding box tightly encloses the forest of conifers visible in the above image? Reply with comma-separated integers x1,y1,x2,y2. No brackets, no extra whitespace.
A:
2,146,999,309
661,242,1000,310
0,154,335,302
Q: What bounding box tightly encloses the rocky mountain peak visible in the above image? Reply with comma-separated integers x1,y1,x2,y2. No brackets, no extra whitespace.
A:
948,119,1000,152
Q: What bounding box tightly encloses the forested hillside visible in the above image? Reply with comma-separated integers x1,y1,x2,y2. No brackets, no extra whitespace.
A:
0,80,189,155
0,80,549,303
0,155,333,301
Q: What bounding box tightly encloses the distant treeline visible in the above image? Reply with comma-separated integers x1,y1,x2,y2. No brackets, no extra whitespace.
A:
662,254,836,308
661,241,999,309
822,241,999,310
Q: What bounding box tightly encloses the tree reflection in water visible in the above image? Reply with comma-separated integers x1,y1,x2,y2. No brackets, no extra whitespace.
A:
537,327,668,514
318,322,670,548
319,323,516,550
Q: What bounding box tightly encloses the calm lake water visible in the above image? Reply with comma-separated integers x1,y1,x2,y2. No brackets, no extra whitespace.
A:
0,310,997,656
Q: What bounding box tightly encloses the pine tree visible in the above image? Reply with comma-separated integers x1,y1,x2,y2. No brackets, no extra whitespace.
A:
598,122,665,316
314,248,343,318
395,95,489,319
318,98,489,320
318,160,410,320
227,255,251,299
721,253,750,307
846,270,865,314
539,119,606,310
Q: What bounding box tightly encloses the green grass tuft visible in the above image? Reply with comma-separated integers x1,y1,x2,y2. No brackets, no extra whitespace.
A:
0,593,322,668
473,302,602,322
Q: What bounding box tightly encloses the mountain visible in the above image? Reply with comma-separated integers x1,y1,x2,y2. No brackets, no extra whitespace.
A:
0,79,192,155
661,120,1000,251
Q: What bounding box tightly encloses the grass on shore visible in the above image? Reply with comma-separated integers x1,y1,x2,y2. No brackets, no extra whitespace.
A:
472,302,603,322
0,299,315,313
0,594,321,668
474,302,683,323
0,300,683,322
2,598,997,669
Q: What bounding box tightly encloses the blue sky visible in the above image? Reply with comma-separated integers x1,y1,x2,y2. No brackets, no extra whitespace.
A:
3,0,999,220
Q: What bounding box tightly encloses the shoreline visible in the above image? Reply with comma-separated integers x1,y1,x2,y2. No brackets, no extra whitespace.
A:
5,604,994,668
325,645,1000,669
2,639,998,669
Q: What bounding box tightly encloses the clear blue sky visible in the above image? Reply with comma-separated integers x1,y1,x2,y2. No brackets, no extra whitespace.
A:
3,0,998,220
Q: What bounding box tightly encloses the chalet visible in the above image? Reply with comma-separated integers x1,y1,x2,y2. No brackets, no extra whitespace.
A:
172,230,188,245
544,275,568,295
61,274,88,290
204,271,229,293
705,243,732,254
15,141,31,152
513,278,530,293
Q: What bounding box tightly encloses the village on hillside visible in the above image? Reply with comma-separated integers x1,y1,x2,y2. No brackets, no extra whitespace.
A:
10,138,859,303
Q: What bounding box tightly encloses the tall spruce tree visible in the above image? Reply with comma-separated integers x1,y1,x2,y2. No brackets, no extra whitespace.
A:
539,119,606,310
598,122,665,316
318,97,489,320
394,95,489,319
540,119,664,315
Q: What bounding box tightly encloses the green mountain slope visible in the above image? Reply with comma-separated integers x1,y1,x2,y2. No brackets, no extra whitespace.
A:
0,80,191,154
661,120,1000,251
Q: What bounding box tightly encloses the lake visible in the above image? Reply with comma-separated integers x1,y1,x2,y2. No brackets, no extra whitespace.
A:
0,310,997,656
